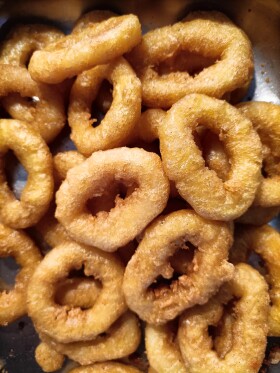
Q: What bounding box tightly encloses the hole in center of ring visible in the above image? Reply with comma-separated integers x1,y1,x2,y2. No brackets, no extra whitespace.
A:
0,256,20,289
91,80,113,128
4,150,28,200
54,264,102,311
155,50,217,77
86,179,138,216
149,242,196,297
208,297,238,359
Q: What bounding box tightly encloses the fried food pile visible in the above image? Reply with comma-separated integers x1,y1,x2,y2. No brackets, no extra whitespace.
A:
0,9,279,373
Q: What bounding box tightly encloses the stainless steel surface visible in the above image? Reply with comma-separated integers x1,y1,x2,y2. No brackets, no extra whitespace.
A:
0,0,280,372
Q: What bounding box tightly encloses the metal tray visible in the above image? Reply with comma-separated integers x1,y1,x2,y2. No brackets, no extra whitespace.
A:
0,0,280,372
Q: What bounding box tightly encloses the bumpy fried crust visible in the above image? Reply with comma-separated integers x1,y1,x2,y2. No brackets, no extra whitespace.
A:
0,119,53,228
73,10,117,33
55,147,169,252
68,57,141,156
68,362,143,373
238,102,280,207
230,225,280,336
178,263,269,373
0,24,64,66
35,342,64,373
53,151,86,183
123,209,234,324
132,109,165,144
0,65,65,143
145,323,187,373
40,312,141,365
27,241,127,343
0,223,41,325
29,15,142,84
237,205,280,225
128,11,253,108
55,278,101,309
159,94,262,221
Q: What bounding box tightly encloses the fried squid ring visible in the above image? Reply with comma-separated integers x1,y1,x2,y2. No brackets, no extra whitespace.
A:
73,10,117,33
123,209,234,324
35,342,64,373
0,119,53,228
53,151,86,183
238,102,280,207
40,312,141,365
0,223,41,325
199,127,279,225
231,225,280,336
55,147,169,252
159,94,262,221
0,24,64,66
131,109,165,144
29,15,142,84
68,362,143,373
237,205,280,225
178,263,269,373
68,57,141,156
128,11,253,108
0,66,65,143
27,241,127,343
145,323,187,373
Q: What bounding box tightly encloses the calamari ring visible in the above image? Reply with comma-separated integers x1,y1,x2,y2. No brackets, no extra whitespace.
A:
230,225,280,336
53,151,86,183
68,362,143,373
73,10,117,33
178,263,269,373
237,205,280,225
0,24,64,66
238,102,280,207
131,109,164,144
27,241,127,343
29,15,142,84
0,65,65,143
159,94,262,221
123,209,234,324
127,11,253,108
55,147,169,252
145,323,187,373
0,223,41,325
199,127,279,225
40,312,141,365
0,119,53,228
35,342,64,373
68,57,141,156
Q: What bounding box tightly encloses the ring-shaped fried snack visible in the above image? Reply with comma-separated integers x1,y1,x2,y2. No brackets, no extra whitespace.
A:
0,66,65,143
238,102,280,207
68,57,141,156
178,263,269,373
0,119,53,228
237,205,280,225
40,312,141,365
68,362,143,373
0,24,64,66
73,10,117,33
199,127,279,225
159,94,262,221
123,209,234,324
230,225,280,336
55,147,169,252
127,11,253,108
29,15,142,84
0,223,41,325
35,342,64,373
145,323,187,373
27,241,127,343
